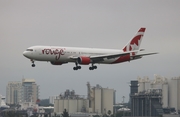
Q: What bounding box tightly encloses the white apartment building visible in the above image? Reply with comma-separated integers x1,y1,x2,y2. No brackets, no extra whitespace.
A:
21,79,39,103
6,81,21,104
6,79,39,104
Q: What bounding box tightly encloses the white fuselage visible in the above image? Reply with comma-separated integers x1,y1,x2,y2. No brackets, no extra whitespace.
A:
23,46,127,64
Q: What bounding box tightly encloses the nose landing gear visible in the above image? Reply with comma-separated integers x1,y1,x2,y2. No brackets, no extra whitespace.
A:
31,60,35,67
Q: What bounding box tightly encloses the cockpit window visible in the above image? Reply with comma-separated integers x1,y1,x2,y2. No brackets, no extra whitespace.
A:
26,49,33,51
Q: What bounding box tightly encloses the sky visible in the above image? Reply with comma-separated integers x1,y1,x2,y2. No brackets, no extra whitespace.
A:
0,0,180,103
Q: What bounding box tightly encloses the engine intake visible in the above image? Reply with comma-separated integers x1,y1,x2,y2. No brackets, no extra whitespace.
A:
77,56,91,65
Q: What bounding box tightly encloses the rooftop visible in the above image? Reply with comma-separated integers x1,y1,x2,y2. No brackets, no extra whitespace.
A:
22,78,35,83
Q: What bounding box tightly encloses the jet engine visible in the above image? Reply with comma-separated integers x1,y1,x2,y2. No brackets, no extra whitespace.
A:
77,56,91,65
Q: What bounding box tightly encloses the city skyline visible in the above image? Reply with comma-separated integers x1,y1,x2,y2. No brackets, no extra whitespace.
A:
0,0,180,102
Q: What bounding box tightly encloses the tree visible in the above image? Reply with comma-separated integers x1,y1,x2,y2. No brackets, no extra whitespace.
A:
102,114,108,117
62,109,69,117
93,115,100,117
110,114,114,117
107,110,111,116
115,111,131,117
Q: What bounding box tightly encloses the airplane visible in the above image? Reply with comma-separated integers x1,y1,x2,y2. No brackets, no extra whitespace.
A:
23,27,157,70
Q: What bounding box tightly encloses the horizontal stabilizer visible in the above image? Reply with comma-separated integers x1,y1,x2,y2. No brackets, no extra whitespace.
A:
133,52,158,58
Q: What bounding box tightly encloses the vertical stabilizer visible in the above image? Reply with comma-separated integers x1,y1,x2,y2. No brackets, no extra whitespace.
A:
123,28,146,54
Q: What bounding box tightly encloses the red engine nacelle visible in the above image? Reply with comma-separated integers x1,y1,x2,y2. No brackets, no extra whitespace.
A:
50,61,67,65
77,56,91,65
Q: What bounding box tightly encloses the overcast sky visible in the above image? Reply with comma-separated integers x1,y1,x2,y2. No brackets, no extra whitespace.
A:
0,0,180,103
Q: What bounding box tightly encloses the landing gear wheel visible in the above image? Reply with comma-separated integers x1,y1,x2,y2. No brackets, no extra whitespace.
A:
94,66,97,69
73,66,81,70
73,67,77,70
89,67,94,70
32,64,35,67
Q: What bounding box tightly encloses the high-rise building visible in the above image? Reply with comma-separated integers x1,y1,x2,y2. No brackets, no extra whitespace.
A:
129,80,138,109
21,79,39,103
6,81,21,104
6,79,39,104
129,80,138,96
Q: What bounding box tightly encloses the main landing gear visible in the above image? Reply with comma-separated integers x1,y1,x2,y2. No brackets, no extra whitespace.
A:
31,60,35,67
89,64,97,70
73,62,81,70
73,62,97,70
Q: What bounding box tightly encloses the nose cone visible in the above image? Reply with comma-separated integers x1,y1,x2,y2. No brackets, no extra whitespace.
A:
23,51,29,58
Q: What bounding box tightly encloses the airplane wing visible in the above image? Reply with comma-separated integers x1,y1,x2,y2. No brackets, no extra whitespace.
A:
69,50,142,62
90,50,140,59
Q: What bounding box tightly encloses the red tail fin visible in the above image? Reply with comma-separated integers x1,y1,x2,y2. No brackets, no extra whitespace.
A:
123,28,146,53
